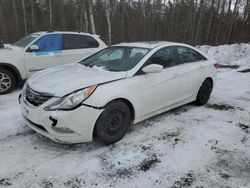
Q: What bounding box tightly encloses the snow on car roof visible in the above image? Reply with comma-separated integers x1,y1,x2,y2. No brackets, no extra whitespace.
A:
113,41,175,49
31,31,98,37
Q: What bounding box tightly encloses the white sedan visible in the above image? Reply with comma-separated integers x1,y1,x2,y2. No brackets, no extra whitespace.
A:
20,42,217,144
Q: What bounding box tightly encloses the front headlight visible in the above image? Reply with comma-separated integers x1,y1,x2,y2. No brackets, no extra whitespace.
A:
44,85,97,111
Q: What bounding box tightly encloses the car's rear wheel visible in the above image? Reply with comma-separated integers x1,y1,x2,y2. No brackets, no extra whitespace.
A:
0,68,16,95
94,101,131,144
195,79,213,105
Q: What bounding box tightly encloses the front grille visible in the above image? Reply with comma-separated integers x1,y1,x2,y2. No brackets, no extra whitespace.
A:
25,86,52,106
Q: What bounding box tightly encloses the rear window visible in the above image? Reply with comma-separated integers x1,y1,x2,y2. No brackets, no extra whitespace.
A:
62,34,99,50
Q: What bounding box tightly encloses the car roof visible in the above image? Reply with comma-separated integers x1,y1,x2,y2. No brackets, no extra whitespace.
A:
31,31,99,37
113,41,186,49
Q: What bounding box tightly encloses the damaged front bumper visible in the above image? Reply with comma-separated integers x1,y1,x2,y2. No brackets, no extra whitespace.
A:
20,93,103,144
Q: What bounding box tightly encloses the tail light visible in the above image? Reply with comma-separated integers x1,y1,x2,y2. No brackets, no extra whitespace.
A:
214,63,220,69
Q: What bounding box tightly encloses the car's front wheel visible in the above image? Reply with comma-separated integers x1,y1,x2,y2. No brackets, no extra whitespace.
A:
195,79,213,105
0,68,16,95
94,101,131,144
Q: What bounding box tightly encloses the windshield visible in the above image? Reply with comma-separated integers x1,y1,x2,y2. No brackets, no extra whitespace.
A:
12,33,40,48
80,47,150,72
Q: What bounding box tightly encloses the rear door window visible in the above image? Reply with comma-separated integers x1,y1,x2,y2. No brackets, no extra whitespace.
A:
176,46,207,64
33,34,62,52
62,34,99,50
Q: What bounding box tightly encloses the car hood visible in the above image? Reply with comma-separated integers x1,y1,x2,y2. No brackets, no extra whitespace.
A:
0,48,11,53
27,63,127,97
0,45,22,51
0,46,23,60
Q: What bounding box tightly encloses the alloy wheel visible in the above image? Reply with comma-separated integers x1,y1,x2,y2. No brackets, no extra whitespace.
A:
0,72,12,92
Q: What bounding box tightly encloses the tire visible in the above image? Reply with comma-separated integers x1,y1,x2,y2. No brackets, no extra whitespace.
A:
0,68,16,95
94,101,131,145
195,79,213,106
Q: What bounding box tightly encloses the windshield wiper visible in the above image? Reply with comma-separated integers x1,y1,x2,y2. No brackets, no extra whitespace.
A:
79,63,112,71
79,63,92,68
92,66,111,71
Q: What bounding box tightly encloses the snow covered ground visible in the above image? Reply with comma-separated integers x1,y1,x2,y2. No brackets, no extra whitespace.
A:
0,44,250,188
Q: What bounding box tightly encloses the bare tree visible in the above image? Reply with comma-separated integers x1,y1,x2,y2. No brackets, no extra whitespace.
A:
57,0,65,30
105,0,112,45
215,0,226,44
120,0,126,41
80,0,89,32
0,0,249,45
227,0,232,15
191,0,199,44
243,0,250,41
211,0,221,44
49,0,53,30
194,0,204,45
205,0,215,43
226,0,239,43
12,0,20,37
243,0,250,21
0,0,7,41
21,0,27,34
87,0,96,34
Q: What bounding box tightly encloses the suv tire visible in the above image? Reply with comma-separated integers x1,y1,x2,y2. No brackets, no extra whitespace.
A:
0,68,16,95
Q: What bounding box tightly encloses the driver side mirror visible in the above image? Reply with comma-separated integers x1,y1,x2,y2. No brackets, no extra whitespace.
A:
142,64,163,73
28,45,40,52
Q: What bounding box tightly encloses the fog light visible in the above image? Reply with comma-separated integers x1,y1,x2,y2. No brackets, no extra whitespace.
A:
51,127,74,134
